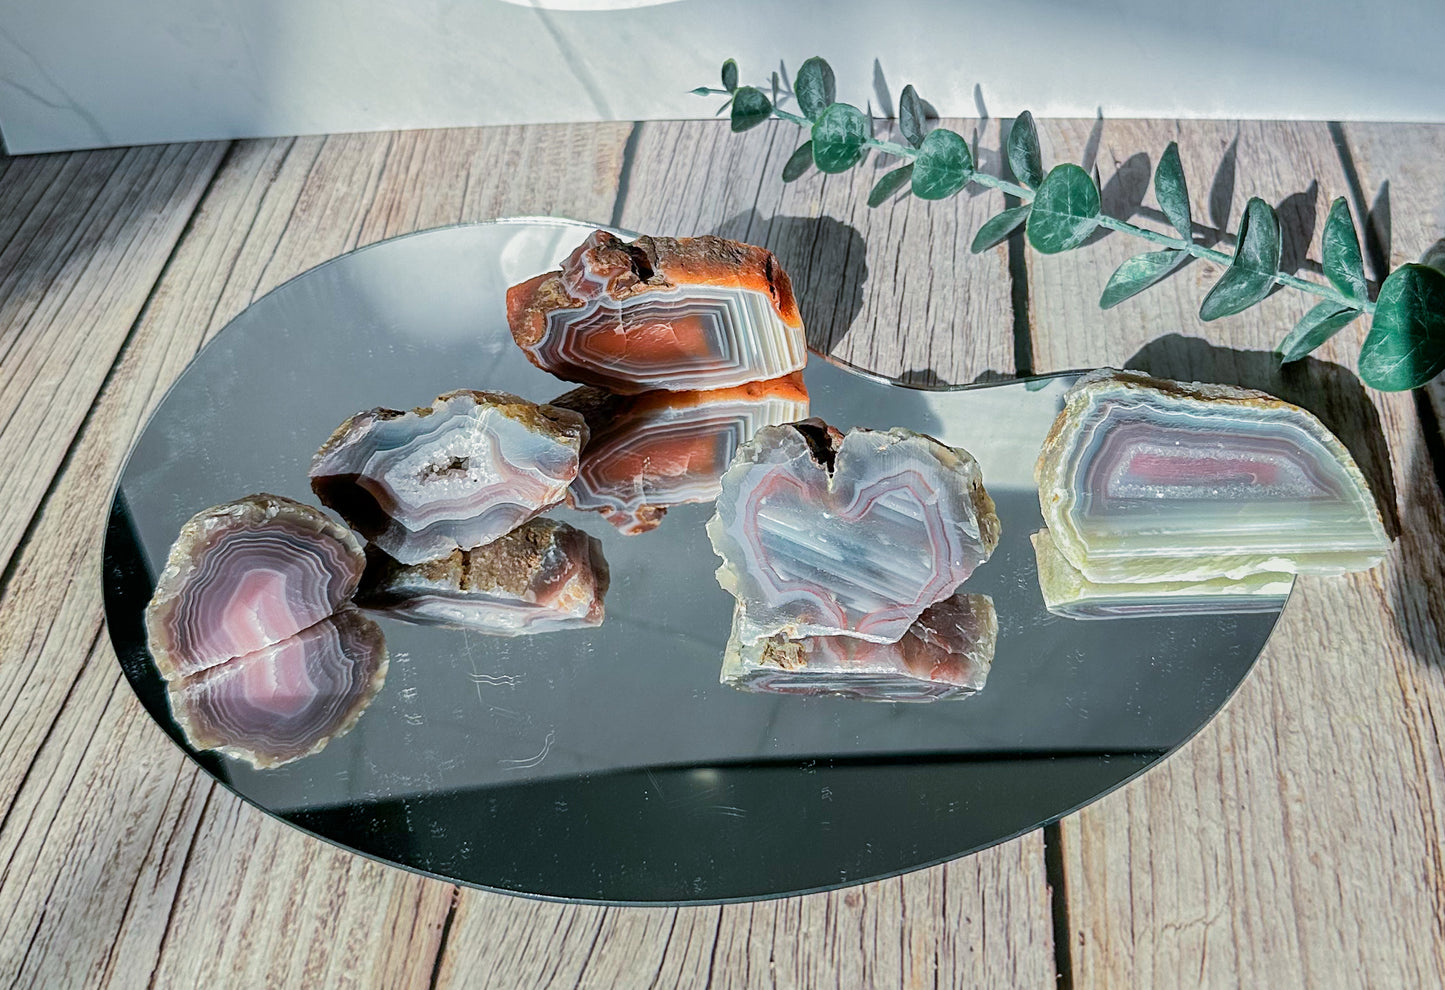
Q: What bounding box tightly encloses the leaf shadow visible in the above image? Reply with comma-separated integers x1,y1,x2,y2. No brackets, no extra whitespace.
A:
1365,180,1392,283
1082,151,1152,246
712,211,867,359
1207,132,1240,239
1275,180,1320,278
1081,109,1105,175
1124,334,1400,540
871,59,893,119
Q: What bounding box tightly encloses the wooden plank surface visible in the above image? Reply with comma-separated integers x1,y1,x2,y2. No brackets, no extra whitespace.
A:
1023,119,1445,988
2,117,1443,988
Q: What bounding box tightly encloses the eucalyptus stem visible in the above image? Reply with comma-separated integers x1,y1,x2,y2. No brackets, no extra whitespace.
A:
700,58,1443,389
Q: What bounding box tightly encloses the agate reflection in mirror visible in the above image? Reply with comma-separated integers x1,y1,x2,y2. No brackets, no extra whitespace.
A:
552,373,809,534
721,592,997,702
356,517,609,635
145,494,389,768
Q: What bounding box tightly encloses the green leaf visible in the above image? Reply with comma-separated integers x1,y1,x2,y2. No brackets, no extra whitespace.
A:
1154,141,1192,242
1322,197,1367,303
910,128,973,200
810,103,869,172
867,164,914,207
1275,302,1362,363
1007,111,1043,189
722,59,738,93
1198,197,1281,321
690,86,712,97
1026,163,1101,253
795,57,835,119
1359,263,1445,390
898,85,927,148
1099,249,1186,309
969,205,1031,253
730,87,772,133
782,141,814,182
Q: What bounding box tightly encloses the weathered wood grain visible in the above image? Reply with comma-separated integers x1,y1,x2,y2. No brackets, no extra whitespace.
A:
0,143,226,576
1025,118,1445,988
0,123,632,988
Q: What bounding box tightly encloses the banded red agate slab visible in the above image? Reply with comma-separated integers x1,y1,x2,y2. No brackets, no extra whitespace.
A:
310,390,587,565
721,592,996,702
707,419,1000,645
145,494,365,681
552,373,810,534
1036,369,1391,583
357,518,609,635
168,608,388,768
506,230,806,394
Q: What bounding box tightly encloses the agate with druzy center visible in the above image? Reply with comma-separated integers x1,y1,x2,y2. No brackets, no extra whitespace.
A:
721,592,997,701
1030,528,1290,620
310,390,587,565
357,518,609,635
708,420,1000,645
507,230,807,394
1037,370,1390,582
168,608,388,769
146,494,366,681
553,373,810,534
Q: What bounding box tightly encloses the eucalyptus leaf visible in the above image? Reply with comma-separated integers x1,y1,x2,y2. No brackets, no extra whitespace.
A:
1322,197,1367,303
730,87,772,133
1099,249,1186,309
1358,263,1445,390
1275,301,1361,363
810,103,869,172
969,205,1031,253
911,128,973,200
899,85,927,148
1007,111,1043,189
868,164,914,207
1154,141,1192,242
795,57,835,119
1198,197,1281,321
782,141,814,182
690,86,712,96
1026,163,1101,254
722,59,738,93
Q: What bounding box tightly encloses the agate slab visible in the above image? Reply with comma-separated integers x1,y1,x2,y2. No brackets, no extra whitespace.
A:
507,230,807,394
553,373,810,534
1037,369,1391,583
357,518,609,635
310,389,587,565
721,592,996,701
708,420,1000,645
145,493,365,681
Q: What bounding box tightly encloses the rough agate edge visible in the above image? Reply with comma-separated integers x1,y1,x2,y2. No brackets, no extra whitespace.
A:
145,494,366,681
168,608,388,769
506,230,807,394
707,419,1000,645
310,389,587,565
1030,529,1290,620
1036,369,1390,582
552,373,810,534
356,518,609,635
721,592,996,702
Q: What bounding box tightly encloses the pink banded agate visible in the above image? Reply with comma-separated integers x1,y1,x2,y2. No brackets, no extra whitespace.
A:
1036,370,1390,583
707,420,1000,645
721,592,997,702
167,608,388,769
552,373,810,534
506,231,807,394
145,494,366,681
357,518,609,635
309,390,587,565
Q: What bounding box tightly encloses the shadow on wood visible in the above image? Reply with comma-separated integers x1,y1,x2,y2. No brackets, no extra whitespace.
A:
711,212,867,359
1124,333,1401,540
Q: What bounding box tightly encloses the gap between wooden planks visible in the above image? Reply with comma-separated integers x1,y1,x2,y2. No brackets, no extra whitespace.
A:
0,120,1054,989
